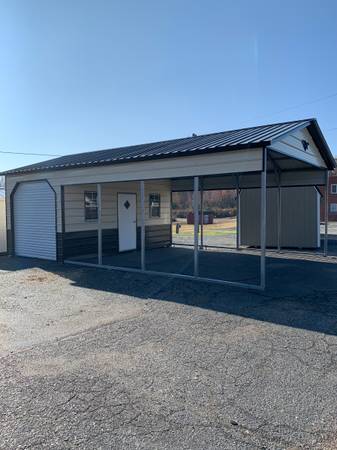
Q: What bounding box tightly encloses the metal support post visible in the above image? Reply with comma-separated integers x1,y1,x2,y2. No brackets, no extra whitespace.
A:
236,174,240,250
324,170,329,256
140,181,146,270
260,149,267,290
200,180,204,249
97,183,102,265
193,176,199,276
277,172,282,253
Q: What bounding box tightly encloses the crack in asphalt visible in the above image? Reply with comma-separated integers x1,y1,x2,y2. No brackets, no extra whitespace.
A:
1,262,337,449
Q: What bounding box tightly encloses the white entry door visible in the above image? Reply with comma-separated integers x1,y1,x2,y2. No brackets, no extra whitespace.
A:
118,193,137,252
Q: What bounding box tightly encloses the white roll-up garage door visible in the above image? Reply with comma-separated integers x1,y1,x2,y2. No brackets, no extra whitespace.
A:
14,181,56,260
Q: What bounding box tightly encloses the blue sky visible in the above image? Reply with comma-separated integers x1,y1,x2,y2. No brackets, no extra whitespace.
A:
1,0,337,172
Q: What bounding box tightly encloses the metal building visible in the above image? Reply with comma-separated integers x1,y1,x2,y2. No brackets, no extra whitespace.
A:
1,118,335,290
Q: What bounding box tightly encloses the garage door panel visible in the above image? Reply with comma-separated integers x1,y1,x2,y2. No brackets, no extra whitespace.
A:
14,181,56,260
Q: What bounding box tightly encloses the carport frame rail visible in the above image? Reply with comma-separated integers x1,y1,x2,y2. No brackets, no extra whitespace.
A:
65,146,330,291
65,148,270,291
4,118,333,291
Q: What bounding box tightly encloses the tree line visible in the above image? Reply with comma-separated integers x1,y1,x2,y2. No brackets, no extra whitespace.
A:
172,190,237,218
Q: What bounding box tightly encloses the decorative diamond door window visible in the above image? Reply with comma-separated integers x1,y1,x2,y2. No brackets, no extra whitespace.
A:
124,200,130,209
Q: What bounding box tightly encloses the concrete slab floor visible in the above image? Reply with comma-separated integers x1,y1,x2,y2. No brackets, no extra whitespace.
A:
66,243,337,287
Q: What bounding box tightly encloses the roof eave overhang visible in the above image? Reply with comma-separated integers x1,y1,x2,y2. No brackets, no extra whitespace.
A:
307,119,336,170
0,142,267,177
269,119,335,170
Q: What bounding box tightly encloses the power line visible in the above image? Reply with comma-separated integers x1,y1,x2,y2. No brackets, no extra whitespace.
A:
0,150,62,157
1,90,337,156
250,91,337,123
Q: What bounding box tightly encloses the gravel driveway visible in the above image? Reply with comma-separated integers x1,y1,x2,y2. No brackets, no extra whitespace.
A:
1,255,337,449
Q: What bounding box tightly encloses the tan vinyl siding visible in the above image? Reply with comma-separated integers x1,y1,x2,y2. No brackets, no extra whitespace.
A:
5,149,263,187
240,186,320,248
64,180,171,232
5,149,261,231
5,149,262,231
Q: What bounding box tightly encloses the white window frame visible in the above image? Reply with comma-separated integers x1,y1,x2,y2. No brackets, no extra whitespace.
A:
84,191,98,221
149,193,161,218
330,203,337,213
331,184,337,194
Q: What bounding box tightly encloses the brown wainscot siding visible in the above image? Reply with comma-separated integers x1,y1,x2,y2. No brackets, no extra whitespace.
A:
62,224,171,259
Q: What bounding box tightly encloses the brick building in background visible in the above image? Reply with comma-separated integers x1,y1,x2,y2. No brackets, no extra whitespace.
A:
320,160,337,221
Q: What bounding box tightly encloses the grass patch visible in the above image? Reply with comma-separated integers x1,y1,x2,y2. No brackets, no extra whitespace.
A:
172,218,236,237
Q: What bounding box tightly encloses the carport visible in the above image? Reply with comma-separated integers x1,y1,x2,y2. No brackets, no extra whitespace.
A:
2,118,335,290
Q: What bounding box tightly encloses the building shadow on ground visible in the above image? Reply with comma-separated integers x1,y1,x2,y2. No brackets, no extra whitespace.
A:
1,251,337,336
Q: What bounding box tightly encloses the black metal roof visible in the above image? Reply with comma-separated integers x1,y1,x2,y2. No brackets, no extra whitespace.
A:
2,118,335,175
